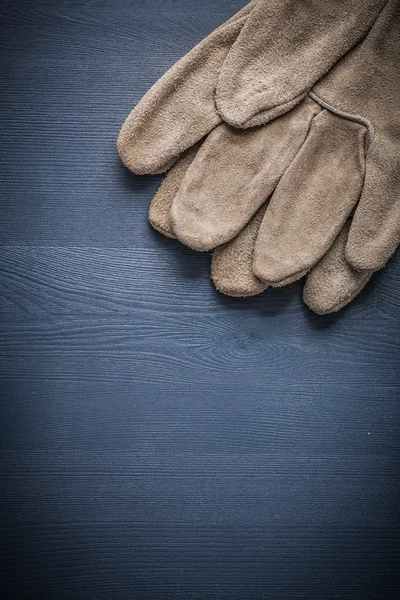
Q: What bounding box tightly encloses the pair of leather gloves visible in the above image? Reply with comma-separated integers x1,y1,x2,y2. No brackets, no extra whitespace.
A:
117,0,399,314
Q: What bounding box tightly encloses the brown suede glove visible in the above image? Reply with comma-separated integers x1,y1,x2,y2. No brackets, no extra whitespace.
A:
212,0,399,314
118,0,385,174
117,0,390,314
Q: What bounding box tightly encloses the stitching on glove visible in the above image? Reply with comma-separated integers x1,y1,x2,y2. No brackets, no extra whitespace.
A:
309,91,374,148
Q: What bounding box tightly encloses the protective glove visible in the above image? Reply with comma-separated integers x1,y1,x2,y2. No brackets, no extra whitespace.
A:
118,0,385,176
211,0,399,313
117,0,390,314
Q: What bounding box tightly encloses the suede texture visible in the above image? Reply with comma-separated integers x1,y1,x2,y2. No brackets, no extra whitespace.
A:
166,1,397,313
216,0,387,128
312,0,400,272
252,110,368,284
118,0,386,174
212,210,373,314
212,205,268,298
118,0,396,314
148,143,200,238
211,204,310,297
171,98,322,251
303,222,373,315
248,0,399,288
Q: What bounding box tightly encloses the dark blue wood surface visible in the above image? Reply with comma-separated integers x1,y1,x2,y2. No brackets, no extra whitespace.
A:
1,1,399,598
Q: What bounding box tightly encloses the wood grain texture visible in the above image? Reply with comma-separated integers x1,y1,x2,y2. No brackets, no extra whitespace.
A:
0,1,399,598
1,452,399,526
1,245,399,318
2,524,398,599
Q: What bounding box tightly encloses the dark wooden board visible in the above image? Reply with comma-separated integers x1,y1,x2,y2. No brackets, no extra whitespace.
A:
1,1,399,598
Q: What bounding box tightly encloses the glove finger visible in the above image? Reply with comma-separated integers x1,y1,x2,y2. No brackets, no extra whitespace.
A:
149,142,203,238
117,4,253,175
212,213,373,312
171,97,321,251
212,204,268,297
216,0,387,128
253,110,367,285
346,139,400,271
303,221,373,315
211,202,309,297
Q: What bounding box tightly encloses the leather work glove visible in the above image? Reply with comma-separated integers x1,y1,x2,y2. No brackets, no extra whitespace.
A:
211,0,399,314
118,0,385,174
117,0,390,314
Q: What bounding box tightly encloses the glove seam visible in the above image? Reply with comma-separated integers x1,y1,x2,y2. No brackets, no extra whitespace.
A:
309,91,374,148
